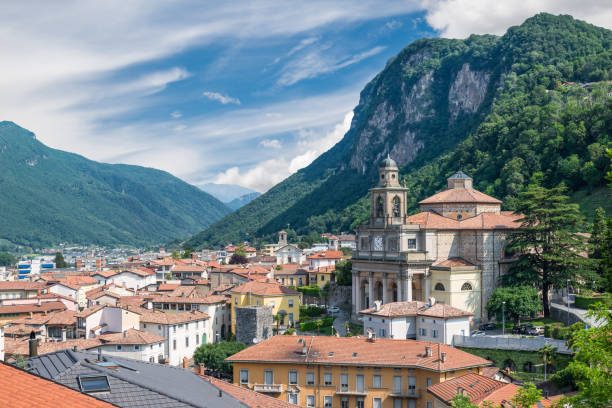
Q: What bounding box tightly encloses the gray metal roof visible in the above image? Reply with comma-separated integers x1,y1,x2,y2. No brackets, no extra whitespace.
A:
449,170,472,179
24,350,247,408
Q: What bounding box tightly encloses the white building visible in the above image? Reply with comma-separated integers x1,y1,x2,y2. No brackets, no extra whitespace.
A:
75,305,141,339
93,328,166,363
137,309,211,366
48,276,101,309
359,299,472,345
275,245,304,265
307,250,343,270
94,268,156,291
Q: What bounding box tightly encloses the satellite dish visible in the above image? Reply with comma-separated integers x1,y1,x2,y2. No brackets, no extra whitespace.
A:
252,338,259,344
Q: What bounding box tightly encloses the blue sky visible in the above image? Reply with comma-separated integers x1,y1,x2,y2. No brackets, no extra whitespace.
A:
1,1,610,192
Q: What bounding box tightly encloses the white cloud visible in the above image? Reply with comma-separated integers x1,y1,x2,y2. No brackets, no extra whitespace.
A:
214,110,354,191
260,139,282,149
287,37,319,56
278,45,386,86
385,20,403,30
421,0,612,38
171,110,182,118
202,91,241,105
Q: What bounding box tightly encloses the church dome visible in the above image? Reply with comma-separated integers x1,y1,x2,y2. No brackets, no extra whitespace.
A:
379,155,398,169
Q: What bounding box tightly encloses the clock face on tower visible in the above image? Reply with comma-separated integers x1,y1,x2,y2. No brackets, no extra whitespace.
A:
373,236,384,251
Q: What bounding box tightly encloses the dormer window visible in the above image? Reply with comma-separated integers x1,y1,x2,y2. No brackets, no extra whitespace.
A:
457,214,462,220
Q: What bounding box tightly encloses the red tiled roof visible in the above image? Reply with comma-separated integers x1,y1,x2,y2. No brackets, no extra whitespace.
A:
433,257,475,268
171,265,206,272
74,304,106,318
405,211,521,230
307,250,343,260
360,301,472,319
200,375,298,408
158,283,180,291
87,291,121,301
136,309,209,324
45,310,77,326
227,336,490,372
419,188,502,204
92,270,116,278
0,281,47,291
0,301,66,315
232,281,299,296
4,338,103,356
98,328,165,345
4,324,43,336
0,361,116,407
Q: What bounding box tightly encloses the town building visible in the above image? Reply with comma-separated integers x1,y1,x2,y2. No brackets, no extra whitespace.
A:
75,305,141,339
226,335,491,408
93,328,166,363
276,244,305,265
308,250,342,271
359,299,472,344
48,276,101,308
1,292,78,311
231,281,301,333
338,234,357,250
274,265,308,287
0,281,46,300
93,268,156,290
0,301,66,322
308,266,336,288
352,158,521,321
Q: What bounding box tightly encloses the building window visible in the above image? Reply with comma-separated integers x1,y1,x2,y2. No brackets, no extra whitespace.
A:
427,377,432,387
427,402,433,408
306,372,315,385
392,196,401,217
376,196,384,218
379,328,386,337
407,376,416,395
307,395,315,407
324,396,332,408
264,370,274,385
149,357,154,362
394,399,402,408
324,373,332,386
461,282,473,291
196,334,199,344
288,393,298,404
321,275,325,281
373,375,382,388
356,398,364,408
407,239,417,249
143,323,147,328
234,297,238,304
173,339,176,350
173,325,177,333
393,376,402,393
373,398,382,408
186,337,189,347
116,345,122,351
341,397,349,408
134,345,140,350
289,370,298,385
360,237,369,250
158,325,161,330
420,328,427,336
239,369,249,384
432,329,438,338
434,283,445,291
289,299,294,307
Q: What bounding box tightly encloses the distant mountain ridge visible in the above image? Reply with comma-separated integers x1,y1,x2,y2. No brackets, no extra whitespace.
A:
199,183,259,203
0,122,231,249
186,13,612,249
225,192,261,210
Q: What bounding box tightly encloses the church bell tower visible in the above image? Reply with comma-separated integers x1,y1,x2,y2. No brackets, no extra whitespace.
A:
370,155,408,225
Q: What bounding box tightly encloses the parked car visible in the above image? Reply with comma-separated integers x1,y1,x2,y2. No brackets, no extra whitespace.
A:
327,306,340,313
479,323,496,331
471,330,486,337
513,323,534,335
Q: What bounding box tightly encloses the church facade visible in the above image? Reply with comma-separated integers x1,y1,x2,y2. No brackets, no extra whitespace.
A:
351,157,521,321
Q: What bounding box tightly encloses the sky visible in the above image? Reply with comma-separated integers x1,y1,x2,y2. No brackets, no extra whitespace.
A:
1,1,611,193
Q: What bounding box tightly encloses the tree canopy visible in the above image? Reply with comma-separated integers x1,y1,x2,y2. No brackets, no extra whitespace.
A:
486,286,541,324
54,252,67,268
0,252,16,267
193,341,246,377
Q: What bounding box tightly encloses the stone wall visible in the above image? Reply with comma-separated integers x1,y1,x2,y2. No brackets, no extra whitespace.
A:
235,305,273,345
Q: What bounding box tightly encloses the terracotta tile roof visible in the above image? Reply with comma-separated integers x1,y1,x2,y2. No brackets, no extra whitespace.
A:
53,275,99,290
0,361,116,407
310,265,335,274
115,267,156,277
98,328,165,345
274,266,308,276
87,290,121,301
4,338,103,356
157,283,180,291
427,373,552,407
10,314,54,326
92,270,117,278
150,294,223,304
149,258,176,266
74,304,106,318
171,265,206,272
137,309,209,325
307,250,343,260
232,281,299,296
0,281,47,291
45,310,77,326
360,301,472,319
419,188,502,204
200,375,299,408
212,284,235,294
226,335,491,372
405,211,521,230
4,324,43,336
433,257,475,268
169,286,197,297
116,295,150,307
0,301,66,315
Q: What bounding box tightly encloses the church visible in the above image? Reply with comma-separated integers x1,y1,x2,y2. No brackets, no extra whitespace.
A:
351,157,521,321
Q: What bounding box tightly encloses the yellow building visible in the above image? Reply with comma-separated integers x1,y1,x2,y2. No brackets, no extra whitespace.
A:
227,335,491,408
230,280,301,333
308,266,335,289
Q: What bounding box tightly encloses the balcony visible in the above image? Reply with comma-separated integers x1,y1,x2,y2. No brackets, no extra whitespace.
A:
253,384,283,393
334,386,368,396
389,388,421,399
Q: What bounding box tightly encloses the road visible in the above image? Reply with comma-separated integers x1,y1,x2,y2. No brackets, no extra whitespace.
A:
331,310,349,336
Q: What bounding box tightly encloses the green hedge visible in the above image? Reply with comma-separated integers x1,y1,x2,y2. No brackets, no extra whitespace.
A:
574,294,610,309
298,285,321,297
299,316,334,332
300,305,326,319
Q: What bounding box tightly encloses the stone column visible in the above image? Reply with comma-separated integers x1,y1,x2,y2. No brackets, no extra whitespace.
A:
354,273,361,314
405,274,413,302
382,275,388,304
424,272,431,301
368,272,374,308
351,273,356,312
398,275,404,302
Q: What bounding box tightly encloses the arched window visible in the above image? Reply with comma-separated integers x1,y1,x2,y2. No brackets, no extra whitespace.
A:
461,282,473,291
392,196,401,217
376,196,384,218
434,283,445,291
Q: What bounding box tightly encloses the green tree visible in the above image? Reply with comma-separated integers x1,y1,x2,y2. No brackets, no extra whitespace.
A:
603,217,612,292
511,382,542,408
486,286,541,325
315,320,322,335
334,260,352,286
0,252,16,267
538,345,557,379
450,394,478,408
504,184,597,317
54,252,67,268
193,341,247,377
183,246,195,259
171,250,181,260
557,302,612,407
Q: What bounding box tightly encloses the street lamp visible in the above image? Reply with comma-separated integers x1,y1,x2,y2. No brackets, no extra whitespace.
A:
566,279,571,326
502,301,506,335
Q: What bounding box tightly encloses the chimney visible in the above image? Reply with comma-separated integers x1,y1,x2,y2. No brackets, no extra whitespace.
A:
425,346,432,357
28,332,39,357
123,331,128,338
441,352,446,362
73,345,78,352
301,344,307,355
457,386,466,395
182,357,188,368
98,347,102,361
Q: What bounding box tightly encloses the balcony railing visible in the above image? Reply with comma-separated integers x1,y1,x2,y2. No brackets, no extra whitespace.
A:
253,384,283,393
389,388,421,398
334,386,376,396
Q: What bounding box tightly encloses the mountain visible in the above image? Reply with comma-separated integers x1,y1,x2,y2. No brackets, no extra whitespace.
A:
0,122,231,249
186,13,612,249
225,192,262,210
199,183,259,203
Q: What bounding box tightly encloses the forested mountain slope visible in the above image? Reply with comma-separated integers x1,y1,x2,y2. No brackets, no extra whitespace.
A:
186,13,612,248
0,122,230,249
